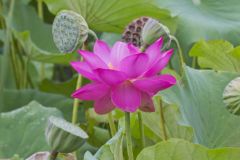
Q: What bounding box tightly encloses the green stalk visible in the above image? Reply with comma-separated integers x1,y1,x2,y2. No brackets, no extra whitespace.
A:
138,111,145,148
40,63,45,81
125,112,134,160
159,97,167,140
10,40,21,89
8,0,22,88
11,37,27,89
108,112,116,137
71,42,89,124
15,41,30,88
27,72,34,88
23,56,29,88
8,0,15,19
71,73,83,160
37,0,44,19
192,57,197,68
0,0,15,104
71,74,82,124
37,0,46,81
170,36,185,76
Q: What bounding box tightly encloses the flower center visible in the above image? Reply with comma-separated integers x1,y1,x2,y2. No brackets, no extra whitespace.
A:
108,63,116,70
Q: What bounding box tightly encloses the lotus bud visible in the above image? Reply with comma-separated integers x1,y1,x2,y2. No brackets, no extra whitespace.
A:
45,116,88,153
122,17,149,47
142,18,171,48
52,10,89,53
223,77,240,115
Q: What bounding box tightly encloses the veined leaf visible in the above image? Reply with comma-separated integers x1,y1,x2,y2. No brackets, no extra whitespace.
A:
143,99,193,141
84,128,124,160
2,0,76,64
137,138,240,160
157,0,240,52
1,89,75,121
43,0,176,33
160,66,240,148
0,101,62,158
189,40,240,72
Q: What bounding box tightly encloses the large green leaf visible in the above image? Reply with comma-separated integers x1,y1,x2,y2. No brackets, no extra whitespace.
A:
38,77,92,119
14,31,76,64
157,0,240,52
39,77,78,97
160,66,240,148
143,98,193,141
43,0,175,33
3,0,76,64
87,126,110,148
84,128,124,160
0,101,62,158
0,89,76,121
189,40,240,72
100,32,121,46
137,138,240,160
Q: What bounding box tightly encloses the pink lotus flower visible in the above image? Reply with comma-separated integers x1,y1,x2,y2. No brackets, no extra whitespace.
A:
71,38,176,114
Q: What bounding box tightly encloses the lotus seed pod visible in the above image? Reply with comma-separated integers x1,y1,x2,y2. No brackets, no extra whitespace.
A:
122,17,149,47
52,10,89,53
223,77,240,115
142,18,171,47
45,116,88,153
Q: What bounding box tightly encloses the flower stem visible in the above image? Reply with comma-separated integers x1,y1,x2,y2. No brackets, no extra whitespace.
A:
0,0,14,104
71,74,82,124
125,112,134,160
8,0,15,19
137,111,145,148
71,43,88,124
9,47,19,88
192,57,197,68
159,97,167,140
37,0,44,20
108,112,116,137
170,36,184,76
37,0,46,81
22,56,29,88
40,63,45,81
48,151,58,160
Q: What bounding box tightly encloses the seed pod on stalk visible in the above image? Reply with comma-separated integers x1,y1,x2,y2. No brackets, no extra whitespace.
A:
52,10,90,53
122,16,149,47
141,18,171,50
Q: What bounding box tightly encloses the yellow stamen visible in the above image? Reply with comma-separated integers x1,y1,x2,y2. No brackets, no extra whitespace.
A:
108,63,115,70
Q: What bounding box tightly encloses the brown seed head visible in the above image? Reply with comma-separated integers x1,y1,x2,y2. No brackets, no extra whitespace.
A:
122,17,149,47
